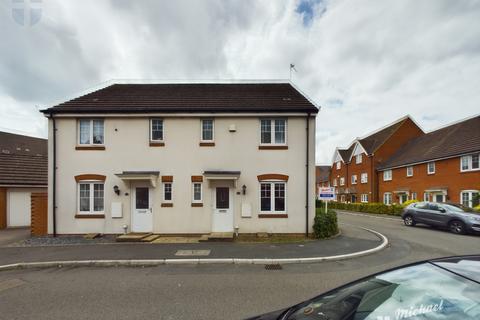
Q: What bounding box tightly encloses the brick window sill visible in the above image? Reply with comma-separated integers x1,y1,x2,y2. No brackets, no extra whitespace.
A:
191,203,203,207
75,214,105,219
150,142,165,147
258,145,288,150
258,214,288,218
199,142,215,147
161,203,173,207
75,146,105,151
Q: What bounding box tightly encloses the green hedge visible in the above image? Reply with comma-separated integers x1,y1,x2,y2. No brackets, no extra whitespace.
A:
316,200,403,216
313,207,339,239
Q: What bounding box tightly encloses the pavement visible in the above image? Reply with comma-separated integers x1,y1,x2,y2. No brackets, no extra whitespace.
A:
0,223,381,266
0,211,479,319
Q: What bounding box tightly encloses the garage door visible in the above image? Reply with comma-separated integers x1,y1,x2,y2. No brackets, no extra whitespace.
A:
8,191,31,227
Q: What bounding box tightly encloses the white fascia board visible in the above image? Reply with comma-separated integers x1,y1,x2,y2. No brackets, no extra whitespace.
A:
49,112,310,118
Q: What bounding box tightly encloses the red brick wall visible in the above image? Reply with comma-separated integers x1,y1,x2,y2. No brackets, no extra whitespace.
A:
379,156,480,204
330,160,348,199
348,155,374,202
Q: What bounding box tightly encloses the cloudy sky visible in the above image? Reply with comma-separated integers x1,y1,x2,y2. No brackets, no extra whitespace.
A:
1,0,479,164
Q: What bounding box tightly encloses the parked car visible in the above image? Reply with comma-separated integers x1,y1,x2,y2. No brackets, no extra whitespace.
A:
247,256,480,320
401,202,480,234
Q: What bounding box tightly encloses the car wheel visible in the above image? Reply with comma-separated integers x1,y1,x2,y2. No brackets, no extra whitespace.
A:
449,220,466,235
403,215,416,227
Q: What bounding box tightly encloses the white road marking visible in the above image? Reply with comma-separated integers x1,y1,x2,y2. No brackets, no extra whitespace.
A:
337,211,402,222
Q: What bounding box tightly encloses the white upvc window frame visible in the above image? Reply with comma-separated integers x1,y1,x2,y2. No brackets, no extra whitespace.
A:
383,192,392,205
150,118,164,142
411,192,417,200
351,174,357,185
200,119,215,142
163,182,173,202
460,154,480,172
78,119,105,146
77,180,105,214
333,179,337,187
259,181,287,213
339,177,345,186
361,194,368,203
361,173,368,184
336,161,341,170
427,162,435,175
406,166,413,177
383,170,392,181
423,193,430,201
356,154,362,164
260,118,287,146
460,190,479,208
192,182,203,203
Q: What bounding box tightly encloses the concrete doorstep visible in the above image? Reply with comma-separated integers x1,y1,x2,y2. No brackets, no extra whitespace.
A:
0,227,388,271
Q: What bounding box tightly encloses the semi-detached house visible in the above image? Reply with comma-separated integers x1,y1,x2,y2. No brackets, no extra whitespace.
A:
40,83,318,236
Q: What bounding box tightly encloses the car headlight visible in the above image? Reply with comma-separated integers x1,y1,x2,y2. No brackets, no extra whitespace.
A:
469,215,480,222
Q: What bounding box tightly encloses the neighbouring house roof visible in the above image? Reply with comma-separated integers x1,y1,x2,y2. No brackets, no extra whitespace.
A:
41,83,319,114
358,116,413,155
337,144,356,163
0,131,47,156
378,115,480,170
0,132,47,186
316,166,331,183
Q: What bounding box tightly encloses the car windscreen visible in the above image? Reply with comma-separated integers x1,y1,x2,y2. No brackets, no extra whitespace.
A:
287,262,480,320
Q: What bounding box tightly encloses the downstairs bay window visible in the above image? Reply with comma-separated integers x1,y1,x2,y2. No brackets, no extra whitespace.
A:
260,181,286,213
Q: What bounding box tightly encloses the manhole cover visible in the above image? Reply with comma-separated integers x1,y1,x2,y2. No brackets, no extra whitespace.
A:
265,264,282,270
175,250,211,256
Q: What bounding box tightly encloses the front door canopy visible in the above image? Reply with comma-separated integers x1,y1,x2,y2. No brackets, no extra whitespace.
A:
203,170,241,186
115,171,160,187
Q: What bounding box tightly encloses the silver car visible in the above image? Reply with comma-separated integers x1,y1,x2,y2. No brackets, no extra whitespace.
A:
402,202,480,234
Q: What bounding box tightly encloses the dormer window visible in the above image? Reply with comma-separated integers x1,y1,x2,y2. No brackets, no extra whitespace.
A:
336,161,341,170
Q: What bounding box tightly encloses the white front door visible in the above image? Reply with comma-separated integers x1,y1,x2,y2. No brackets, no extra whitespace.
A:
432,193,446,203
212,187,233,232
132,184,153,233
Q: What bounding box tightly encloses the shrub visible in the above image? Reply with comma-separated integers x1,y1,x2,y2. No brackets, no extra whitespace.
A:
401,199,418,207
474,204,480,213
313,208,339,239
316,200,403,216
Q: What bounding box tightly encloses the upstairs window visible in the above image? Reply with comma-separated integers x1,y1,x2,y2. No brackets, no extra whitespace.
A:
150,119,164,141
427,162,435,175
383,170,392,181
333,179,337,186
361,173,368,183
460,154,479,172
260,119,286,145
406,166,413,177
356,154,362,164
351,175,357,184
79,119,104,145
201,119,214,141
336,161,341,170
339,177,345,186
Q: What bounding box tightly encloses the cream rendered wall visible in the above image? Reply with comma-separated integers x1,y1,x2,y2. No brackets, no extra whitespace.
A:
47,115,316,235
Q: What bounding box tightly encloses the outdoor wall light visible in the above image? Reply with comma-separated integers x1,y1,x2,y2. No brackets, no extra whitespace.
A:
113,185,120,195
242,184,247,195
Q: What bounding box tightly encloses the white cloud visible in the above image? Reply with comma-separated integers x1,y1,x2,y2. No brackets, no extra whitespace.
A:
0,0,479,163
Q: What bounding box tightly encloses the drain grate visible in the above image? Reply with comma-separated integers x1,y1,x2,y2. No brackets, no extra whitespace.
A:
265,264,283,270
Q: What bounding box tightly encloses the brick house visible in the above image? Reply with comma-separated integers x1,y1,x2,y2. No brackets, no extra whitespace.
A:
377,115,480,207
329,116,424,203
315,165,331,196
